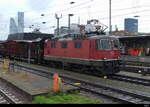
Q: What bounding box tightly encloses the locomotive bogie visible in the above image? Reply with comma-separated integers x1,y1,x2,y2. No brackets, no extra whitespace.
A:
43,58,119,76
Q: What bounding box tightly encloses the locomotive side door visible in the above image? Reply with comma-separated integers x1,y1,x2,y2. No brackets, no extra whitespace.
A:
93,39,103,60
89,40,96,59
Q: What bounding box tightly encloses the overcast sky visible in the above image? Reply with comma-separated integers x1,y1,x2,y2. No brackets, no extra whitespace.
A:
0,0,150,40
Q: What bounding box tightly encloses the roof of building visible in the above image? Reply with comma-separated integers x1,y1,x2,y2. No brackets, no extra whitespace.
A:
14,38,42,43
116,35,150,40
7,33,54,41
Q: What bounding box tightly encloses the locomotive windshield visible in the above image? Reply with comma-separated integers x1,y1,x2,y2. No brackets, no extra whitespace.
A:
96,40,111,50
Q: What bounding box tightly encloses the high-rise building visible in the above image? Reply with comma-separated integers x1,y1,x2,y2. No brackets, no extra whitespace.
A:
9,12,24,34
9,18,18,34
18,12,24,33
125,18,138,32
9,12,24,40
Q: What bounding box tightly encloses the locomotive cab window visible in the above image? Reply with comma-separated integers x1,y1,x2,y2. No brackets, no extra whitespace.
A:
96,40,111,50
51,42,56,48
61,42,68,48
74,42,82,48
112,40,120,50
101,40,111,50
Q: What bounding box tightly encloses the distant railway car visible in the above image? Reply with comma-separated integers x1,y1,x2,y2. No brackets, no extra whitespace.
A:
44,35,121,76
4,41,19,58
0,41,6,57
1,39,45,63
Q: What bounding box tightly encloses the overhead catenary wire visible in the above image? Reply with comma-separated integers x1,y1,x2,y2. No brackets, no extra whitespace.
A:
4,3,150,26
1,0,150,24
1,0,150,38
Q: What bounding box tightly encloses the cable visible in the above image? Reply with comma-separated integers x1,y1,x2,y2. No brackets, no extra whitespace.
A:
22,4,150,25
1,0,150,21
2,1,150,34
1,1,150,26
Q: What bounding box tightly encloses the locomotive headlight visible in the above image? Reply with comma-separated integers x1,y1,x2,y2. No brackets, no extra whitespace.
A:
103,58,107,60
138,70,142,73
104,76,107,79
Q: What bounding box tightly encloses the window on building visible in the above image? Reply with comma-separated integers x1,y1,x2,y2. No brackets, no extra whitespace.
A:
51,42,56,48
61,42,68,48
75,42,82,48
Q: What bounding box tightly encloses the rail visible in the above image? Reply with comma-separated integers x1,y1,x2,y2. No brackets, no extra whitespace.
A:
0,84,23,104
110,74,150,86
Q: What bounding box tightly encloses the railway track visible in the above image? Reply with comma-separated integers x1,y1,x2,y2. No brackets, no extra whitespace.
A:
12,63,150,104
120,60,150,74
0,85,23,104
63,77,150,104
0,93,11,104
110,74,150,86
120,65,150,75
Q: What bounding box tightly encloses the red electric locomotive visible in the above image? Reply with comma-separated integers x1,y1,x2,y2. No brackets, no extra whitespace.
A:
44,35,121,76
